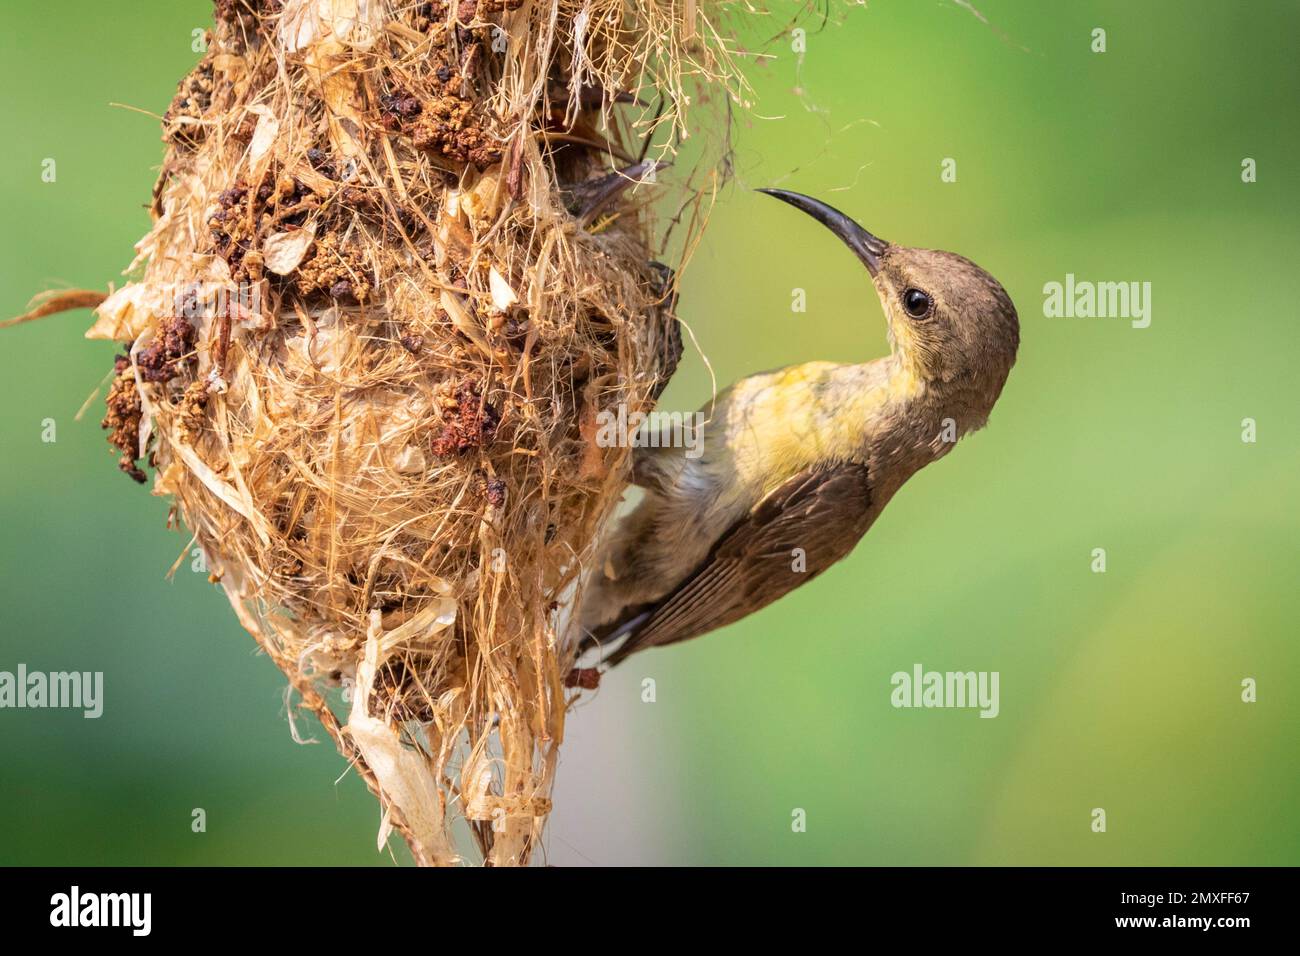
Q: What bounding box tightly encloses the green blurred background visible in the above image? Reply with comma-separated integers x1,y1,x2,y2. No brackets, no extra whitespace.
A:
1,1,1296,865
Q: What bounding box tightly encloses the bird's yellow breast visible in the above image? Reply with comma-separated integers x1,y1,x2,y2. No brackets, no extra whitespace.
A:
698,360,896,506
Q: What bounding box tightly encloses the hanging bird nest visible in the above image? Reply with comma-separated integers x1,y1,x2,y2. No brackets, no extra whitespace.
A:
8,0,803,865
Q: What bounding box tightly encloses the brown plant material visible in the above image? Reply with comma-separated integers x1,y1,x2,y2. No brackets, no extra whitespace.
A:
295,230,372,302
164,51,216,148
137,306,198,383
175,379,211,445
102,354,147,484
0,289,107,330
30,0,798,866
432,378,499,456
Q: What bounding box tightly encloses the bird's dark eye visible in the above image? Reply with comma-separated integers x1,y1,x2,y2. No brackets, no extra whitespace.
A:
902,288,932,318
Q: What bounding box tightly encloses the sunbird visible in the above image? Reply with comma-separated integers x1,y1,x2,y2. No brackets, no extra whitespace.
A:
579,189,1020,665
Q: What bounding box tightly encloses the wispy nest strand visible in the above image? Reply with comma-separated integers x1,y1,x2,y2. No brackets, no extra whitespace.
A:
81,0,767,865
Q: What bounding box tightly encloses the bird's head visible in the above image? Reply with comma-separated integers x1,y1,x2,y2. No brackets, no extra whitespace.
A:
759,188,1019,402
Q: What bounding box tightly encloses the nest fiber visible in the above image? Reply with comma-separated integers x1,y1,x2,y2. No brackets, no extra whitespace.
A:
53,0,775,865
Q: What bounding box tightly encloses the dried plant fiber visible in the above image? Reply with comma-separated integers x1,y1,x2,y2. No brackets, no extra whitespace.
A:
8,0,806,865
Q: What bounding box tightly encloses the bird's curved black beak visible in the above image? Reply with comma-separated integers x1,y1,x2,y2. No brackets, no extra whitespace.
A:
757,188,888,277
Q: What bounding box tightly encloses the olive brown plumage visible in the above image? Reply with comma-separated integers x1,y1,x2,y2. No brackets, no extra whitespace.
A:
580,188,1020,663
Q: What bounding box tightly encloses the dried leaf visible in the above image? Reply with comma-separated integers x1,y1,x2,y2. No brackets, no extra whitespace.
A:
440,290,493,357
488,266,519,311
86,284,161,341
347,614,459,865
392,445,426,474
262,226,317,275
248,105,279,166
280,0,386,53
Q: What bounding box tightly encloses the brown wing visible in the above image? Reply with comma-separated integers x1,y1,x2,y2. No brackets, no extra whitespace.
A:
603,461,873,665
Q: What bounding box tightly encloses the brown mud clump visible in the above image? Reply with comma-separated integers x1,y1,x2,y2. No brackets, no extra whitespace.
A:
432,379,499,457
164,52,216,148
295,231,372,302
137,306,197,383
102,354,146,484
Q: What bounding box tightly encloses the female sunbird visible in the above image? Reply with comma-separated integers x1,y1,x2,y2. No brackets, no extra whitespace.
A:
580,189,1020,665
